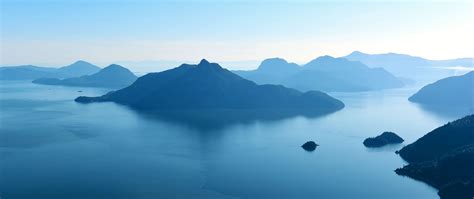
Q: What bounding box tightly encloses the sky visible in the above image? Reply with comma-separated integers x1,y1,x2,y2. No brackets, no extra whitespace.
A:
1,0,473,71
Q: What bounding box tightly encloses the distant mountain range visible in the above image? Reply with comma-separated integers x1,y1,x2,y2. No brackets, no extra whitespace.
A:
409,71,473,108
234,56,404,92
344,51,473,83
396,115,474,199
0,61,101,80
76,59,344,114
33,64,137,88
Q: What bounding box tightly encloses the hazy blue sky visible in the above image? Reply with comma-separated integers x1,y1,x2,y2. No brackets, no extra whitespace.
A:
1,0,473,69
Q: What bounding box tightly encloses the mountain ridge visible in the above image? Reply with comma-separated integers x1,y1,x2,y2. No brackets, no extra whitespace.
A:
234,56,404,92
344,51,473,83
33,64,137,88
0,61,101,80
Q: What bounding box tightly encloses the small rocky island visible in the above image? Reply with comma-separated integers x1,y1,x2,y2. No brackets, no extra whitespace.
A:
396,115,474,199
301,141,318,151
363,132,404,147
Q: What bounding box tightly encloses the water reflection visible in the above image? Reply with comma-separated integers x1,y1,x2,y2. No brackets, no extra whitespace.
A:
413,103,473,120
364,143,404,153
131,108,339,131
0,81,442,199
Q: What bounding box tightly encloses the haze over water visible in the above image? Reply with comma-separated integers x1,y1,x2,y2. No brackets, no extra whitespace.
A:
1,80,471,199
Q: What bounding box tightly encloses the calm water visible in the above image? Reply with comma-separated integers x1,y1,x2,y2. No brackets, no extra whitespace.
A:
1,81,472,199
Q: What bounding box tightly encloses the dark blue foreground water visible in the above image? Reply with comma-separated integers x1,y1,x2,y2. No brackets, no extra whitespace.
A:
0,81,471,199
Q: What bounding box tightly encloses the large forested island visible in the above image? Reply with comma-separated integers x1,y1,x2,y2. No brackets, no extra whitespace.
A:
75,59,344,113
396,115,474,199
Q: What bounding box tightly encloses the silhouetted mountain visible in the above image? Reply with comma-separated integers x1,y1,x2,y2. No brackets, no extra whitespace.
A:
56,60,101,77
409,72,474,108
33,64,137,88
396,115,474,199
0,65,57,80
344,51,473,83
234,56,404,92
0,65,56,72
345,51,430,68
76,59,344,113
0,61,100,80
363,132,404,147
233,58,301,87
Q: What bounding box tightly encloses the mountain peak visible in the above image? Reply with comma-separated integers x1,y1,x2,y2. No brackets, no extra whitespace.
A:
94,64,136,80
63,60,98,69
199,59,210,65
261,58,289,65
71,60,92,66
348,51,367,56
105,64,124,69
315,55,336,61
194,59,225,71
256,58,299,72
101,64,130,72
305,55,338,65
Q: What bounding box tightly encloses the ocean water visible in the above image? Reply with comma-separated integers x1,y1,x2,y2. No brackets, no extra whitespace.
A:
0,80,471,199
